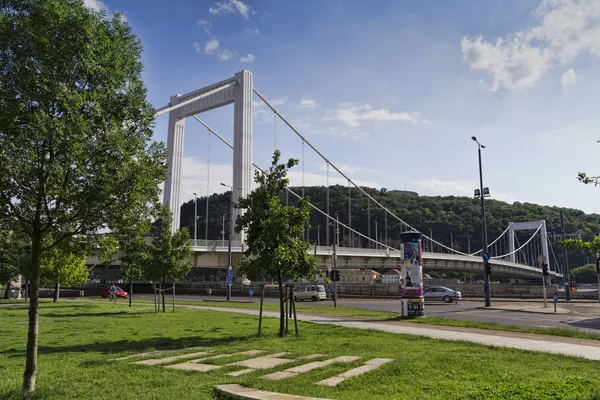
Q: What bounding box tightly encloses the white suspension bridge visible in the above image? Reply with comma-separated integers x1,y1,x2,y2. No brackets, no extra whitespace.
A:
155,70,564,281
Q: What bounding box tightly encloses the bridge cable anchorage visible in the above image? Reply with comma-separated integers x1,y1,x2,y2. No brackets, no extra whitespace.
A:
254,87,504,256
154,81,237,117
191,115,398,252
492,223,543,259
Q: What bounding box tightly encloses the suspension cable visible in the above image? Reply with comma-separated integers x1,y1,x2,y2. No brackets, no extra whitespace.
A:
253,87,499,256
492,224,542,259
191,115,399,251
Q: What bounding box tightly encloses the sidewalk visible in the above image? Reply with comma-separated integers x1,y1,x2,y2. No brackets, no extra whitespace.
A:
188,305,600,361
475,303,571,314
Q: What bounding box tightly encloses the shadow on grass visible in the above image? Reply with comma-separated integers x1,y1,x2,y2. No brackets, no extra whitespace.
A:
42,311,131,318
3,334,256,358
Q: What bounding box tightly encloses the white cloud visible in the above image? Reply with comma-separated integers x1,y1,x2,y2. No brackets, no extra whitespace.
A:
198,19,212,35
209,0,251,19
336,103,429,128
84,0,128,22
461,0,600,91
204,39,220,55
219,49,233,61
240,53,256,63
193,42,202,53
247,28,261,35
299,99,317,109
174,157,381,205
561,68,577,88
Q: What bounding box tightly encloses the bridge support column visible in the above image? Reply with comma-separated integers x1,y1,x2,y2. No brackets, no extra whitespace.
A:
232,70,253,242
163,102,186,233
508,222,515,263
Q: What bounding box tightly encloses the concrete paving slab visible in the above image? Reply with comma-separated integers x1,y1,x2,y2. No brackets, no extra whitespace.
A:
166,350,266,372
215,384,331,400
261,356,361,380
228,352,292,369
111,346,205,361
298,354,325,360
166,362,221,372
132,351,211,365
316,358,393,387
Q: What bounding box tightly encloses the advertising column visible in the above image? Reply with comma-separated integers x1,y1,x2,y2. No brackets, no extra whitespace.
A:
400,231,424,317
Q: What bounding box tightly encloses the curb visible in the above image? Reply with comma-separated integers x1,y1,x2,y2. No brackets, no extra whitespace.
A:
475,306,570,315
214,384,331,400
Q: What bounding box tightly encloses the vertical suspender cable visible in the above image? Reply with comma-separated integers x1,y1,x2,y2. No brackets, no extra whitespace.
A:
274,114,277,152
205,131,211,241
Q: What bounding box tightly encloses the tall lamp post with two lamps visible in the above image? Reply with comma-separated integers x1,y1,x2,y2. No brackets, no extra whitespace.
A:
220,183,242,301
472,136,491,307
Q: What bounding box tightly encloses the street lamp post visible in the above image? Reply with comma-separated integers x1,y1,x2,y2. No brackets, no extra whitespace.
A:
220,183,242,301
193,192,197,246
221,214,226,246
472,136,491,307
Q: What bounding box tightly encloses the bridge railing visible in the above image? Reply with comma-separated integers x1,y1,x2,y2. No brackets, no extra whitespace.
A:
190,239,244,249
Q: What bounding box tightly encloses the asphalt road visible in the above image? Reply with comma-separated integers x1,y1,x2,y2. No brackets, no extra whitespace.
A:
129,293,600,334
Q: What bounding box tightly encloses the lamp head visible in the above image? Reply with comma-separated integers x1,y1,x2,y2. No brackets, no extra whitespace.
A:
471,136,477,141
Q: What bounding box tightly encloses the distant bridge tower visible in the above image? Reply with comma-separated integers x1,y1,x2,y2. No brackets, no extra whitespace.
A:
162,70,253,238
507,220,550,269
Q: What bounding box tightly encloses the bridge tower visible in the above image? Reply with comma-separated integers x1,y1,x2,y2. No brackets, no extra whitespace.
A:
507,220,550,269
162,70,253,239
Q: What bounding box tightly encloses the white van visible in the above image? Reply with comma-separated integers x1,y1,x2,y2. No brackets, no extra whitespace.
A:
294,285,327,302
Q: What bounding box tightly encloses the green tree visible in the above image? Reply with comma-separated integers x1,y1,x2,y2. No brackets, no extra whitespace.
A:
143,206,192,312
570,264,597,284
0,1,167,393
235,151,318,337
40,241,89,302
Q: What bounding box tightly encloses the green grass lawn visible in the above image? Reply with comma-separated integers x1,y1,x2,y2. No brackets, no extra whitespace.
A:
131,298,600,341
1,301,599,400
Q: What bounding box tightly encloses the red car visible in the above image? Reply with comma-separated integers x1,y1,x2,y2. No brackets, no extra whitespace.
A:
101,286,128,299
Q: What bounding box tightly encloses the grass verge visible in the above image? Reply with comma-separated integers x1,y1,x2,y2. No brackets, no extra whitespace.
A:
128,298,600,341
1,301,600,399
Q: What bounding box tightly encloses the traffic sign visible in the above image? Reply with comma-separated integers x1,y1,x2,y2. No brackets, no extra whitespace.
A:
227,267,233,285
553,292,559,303
482,252,491,261
249,289,254,296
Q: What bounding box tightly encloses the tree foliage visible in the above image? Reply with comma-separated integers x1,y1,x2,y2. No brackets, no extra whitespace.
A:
235,151,318,337
0,0,167,393
569,263,598,283
40,241,89,300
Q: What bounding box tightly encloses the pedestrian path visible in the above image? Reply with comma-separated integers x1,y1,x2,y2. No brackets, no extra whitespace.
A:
215,384,330,400
189,305,600,361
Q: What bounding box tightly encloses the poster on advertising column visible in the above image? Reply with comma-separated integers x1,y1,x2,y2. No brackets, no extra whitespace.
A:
401,239,423,297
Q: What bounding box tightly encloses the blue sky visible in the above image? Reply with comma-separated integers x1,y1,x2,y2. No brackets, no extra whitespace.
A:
87,0,600,214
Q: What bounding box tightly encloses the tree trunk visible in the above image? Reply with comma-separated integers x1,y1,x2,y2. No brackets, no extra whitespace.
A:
22,233,42,394
128,278,132,308
277,272,284,337
161,278,166,313
53,282,59,303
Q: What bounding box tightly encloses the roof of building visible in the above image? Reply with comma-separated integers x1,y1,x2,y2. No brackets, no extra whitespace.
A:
383,269,402,275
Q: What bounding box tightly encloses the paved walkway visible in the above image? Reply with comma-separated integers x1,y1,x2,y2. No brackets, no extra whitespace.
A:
190,305,600,361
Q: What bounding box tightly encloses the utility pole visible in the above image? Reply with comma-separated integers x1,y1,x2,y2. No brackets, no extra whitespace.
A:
333,214,340,308
367,199,371,249
561,210,571,301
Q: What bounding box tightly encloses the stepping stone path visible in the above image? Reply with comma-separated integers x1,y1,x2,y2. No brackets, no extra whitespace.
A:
125,347,393,388
316,358,394,387
110,346,206,361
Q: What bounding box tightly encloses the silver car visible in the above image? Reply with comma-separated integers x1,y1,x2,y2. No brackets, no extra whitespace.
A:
423,286,461,303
